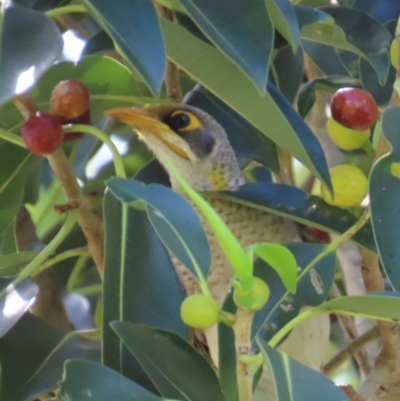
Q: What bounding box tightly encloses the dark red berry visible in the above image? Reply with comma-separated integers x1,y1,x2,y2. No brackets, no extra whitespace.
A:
21,112,63,154
50,80,90,119
60,109,91,141
331,88,379,131
309,227,330,243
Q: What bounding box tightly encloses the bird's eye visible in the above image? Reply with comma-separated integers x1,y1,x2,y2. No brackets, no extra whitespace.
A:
166,112,191,130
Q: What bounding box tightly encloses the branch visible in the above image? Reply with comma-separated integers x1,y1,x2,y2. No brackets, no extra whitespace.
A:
154,4,183,103
359,249,400,400
46,149,104,276
233,308,255,401
322,326,380,376
13,94,104,277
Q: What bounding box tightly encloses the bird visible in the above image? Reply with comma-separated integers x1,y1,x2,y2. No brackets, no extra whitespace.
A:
105,104,330,393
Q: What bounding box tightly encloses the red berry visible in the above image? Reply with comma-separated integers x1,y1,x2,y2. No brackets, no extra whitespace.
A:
60,109,91,141
309,227,330,243
21,112,63,154
50,80,90,119
330,88,379,131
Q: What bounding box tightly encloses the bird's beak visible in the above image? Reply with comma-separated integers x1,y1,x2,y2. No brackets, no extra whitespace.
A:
105,106,190,159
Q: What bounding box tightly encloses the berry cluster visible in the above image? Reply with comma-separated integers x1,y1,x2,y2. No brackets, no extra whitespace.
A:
321,88,379,209
21,80,90,154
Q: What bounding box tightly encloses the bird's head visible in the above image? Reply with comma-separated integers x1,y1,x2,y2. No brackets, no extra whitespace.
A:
106,104,245,191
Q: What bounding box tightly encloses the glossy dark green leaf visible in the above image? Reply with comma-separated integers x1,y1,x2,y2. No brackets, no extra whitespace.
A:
271,45,304,103
265,0,300,52
0,143,40,234
352,0,385,13
322,7,391,84
360,58,396,107
370,106,400,290
81,30,114,56
0,313,100,401
0,5,63,105
294,5,334,28
111,321,224,401
178,0,273,93
185,86,279,173
297,75,361,118
301,41,351,77
102,190,187,390
0,251,38,276
267,83,331,190
257,338,351,401
82,0,166,95
161,18,331,187
106,178,210,278
0,278,37,337
59,360,165,401
252,243,335,341
209,183,375,251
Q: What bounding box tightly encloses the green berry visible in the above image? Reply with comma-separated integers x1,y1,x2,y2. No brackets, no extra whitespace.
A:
320,164,368,209
180,294,220,329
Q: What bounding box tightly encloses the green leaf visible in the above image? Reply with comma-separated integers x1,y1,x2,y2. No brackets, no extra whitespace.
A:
0,278,37,337
302,7,391,84
111,321,224,401
370,106,400,290
272,45,304,104
209,183,376,252
0,313,100,401
161,18,331,187
0,5,63,105
178,0,273,93
265,0,300,52
102,190,187,389
105,178,211,280
185,86,279,173
252,243,335,341
0,143,40,234
294,5,334,28
0,251,38,276
249,243,297,294
82,0,166,95
297,75,361,118
59,360,165,401
320,293,400,321
257,337,351,401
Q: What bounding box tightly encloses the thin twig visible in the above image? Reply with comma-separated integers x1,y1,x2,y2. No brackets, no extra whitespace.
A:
322,326,380,376
154,4,183,103
338,384,366,401
329,284,373,376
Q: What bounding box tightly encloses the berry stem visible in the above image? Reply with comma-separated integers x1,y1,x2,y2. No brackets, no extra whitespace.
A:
0,209,80,298
30,247,89,278
45,5,87,18
268,207,371,348
63,124,127,178
0,128,26,148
